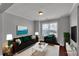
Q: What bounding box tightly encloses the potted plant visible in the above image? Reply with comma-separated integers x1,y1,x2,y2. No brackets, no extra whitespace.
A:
64,32,70,46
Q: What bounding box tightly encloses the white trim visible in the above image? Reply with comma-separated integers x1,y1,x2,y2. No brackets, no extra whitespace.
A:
69,3,77,14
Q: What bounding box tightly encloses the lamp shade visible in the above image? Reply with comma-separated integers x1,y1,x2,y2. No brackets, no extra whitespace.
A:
35,32,39,35
6,34,13,40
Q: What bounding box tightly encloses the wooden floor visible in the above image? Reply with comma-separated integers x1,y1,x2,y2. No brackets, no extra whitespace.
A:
59,46,68,56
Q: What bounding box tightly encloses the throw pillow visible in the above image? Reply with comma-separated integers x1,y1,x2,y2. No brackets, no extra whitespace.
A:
32,35,36,39
15,39,21,45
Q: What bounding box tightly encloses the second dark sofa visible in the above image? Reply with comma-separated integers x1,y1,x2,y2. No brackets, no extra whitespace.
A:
44,34,59,45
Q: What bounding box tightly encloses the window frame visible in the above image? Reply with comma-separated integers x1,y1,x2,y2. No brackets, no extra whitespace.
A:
42,22,58,37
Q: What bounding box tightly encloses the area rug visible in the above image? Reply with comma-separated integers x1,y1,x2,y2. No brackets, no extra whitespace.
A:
45,45,59,56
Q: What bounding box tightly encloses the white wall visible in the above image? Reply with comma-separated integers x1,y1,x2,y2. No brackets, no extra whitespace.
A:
2,12,34,42
58,16,70,46
70,4,77,45
0,14,2,55
70,3,79,56
77,4,79,56
70,5,77,26
0,3,13,55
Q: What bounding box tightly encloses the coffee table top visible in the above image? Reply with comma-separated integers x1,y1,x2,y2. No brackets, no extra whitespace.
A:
32,42,48,52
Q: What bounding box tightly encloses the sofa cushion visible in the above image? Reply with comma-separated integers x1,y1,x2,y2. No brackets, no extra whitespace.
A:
16,42,20,46
19,37,24,42
17,41,33,51
48,35,52,37
23,36,32,42
48,35,56,40
47,35,52,40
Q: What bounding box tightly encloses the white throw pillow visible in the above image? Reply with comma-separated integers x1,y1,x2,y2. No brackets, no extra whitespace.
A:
32,35,36,39
16,39,21,45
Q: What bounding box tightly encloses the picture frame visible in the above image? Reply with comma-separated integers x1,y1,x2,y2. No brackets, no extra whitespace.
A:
16,25,28,35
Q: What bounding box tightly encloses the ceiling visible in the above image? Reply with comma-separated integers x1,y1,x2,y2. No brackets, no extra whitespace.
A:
5,3,73,21
0,3,13,13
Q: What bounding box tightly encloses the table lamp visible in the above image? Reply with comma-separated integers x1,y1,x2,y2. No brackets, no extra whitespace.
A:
35,32,39,36
35,32,39,42
6,34,13,47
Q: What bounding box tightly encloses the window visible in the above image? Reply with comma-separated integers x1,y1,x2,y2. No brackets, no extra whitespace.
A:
42,22,58,37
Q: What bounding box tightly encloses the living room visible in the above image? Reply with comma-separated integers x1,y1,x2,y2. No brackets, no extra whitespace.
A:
0,3,79,56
